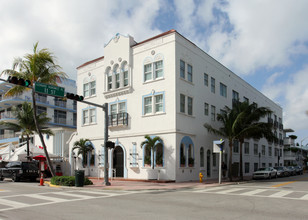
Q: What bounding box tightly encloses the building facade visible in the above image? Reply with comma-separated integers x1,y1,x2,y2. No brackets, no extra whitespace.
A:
0,78,77,171
71,30,284,181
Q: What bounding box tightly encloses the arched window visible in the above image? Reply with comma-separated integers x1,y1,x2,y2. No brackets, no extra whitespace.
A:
200,147,204,167
207,150,211,177
106,67,112,91
113,64,120,89
155,143,163,167
90,148,95,166
180,144,185,167
179,136,194,167
144,145,151,167
122,61,129,87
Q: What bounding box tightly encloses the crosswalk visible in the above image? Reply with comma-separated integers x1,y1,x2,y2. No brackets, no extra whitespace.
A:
187,186,308,201
0,189,136,212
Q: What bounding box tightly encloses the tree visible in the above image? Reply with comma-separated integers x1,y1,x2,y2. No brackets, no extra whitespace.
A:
0,102,53,160
232,101,276,180
204,106,240,181
72,139,93,168
140,135,163,169
1,42,67,176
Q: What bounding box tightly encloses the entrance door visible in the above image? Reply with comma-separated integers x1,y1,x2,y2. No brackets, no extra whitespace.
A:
113,146,124,177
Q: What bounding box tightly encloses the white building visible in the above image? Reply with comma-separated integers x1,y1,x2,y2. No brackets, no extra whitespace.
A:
0,78,77,174
71,30,284,181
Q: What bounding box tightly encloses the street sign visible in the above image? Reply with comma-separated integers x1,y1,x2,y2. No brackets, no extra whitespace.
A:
34,82,65,97
213,139,225,153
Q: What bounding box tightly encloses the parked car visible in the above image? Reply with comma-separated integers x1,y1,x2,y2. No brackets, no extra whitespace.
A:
287,166,296,176
0,161,39,182
295,166,303,175
274,166,288,177
253,167,277,180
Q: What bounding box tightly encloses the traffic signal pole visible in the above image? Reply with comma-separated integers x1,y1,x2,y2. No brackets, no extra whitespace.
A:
1,77,112,185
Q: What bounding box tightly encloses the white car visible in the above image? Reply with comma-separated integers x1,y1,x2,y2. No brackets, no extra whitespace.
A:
252,167,277,180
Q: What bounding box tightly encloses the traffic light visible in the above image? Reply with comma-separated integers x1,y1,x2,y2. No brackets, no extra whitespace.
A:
106,141,115,149
65,93,84,101
7,76,31,87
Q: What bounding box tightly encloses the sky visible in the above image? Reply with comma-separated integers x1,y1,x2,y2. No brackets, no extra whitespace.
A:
1,0,308,144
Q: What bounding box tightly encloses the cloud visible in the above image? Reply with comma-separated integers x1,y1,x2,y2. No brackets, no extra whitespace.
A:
0,0,162,79
262,65,308,131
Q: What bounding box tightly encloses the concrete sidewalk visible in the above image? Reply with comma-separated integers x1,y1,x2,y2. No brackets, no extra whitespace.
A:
82,177,251,191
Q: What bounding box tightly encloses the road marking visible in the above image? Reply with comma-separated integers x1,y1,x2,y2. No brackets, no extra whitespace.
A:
240,189,267,196
53,192,94,199
24,194,68,202
194,187,227,193
216,188,245,194
0,198,29,208
299,194,308,200
268,190,293,198
271,181,297,188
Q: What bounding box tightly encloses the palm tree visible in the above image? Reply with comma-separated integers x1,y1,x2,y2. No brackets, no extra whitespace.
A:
204,106,240,181
140,135,163,169
72,139,93,168
1,42,67,176
233,101,276,180
0,102,53,160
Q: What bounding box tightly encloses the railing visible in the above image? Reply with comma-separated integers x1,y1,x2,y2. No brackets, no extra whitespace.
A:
109,113,128,127
54,100,67,108
0,133,19,139
35,94,48,103
54,117,67,125
0,111,14,119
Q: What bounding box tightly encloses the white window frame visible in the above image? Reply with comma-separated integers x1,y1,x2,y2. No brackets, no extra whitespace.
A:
144,59,164,83
143,92,165,116
82,107,97,125
220,83,227,98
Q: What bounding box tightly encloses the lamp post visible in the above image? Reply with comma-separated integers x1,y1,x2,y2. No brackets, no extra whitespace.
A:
300,136,308,166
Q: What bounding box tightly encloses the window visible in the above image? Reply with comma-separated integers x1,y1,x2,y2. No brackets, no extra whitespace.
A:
124,70,129,87
144,59,164,82
244,142,249,154
180,94,185,113
90,109,96,123
83,80,96,97
180,60,185,78
254,144,258,156
204,73,208,86
233,140,239,153
211,77,215,93
262,163,266,168
187,64,193,82
37,106,47,115
144,63,152,82
187,96,193,115
220,83,227,97
232,90,239,101
115,72,120,88
211,105,216,121
144,145,151,166
107,72,112,90
54,110,66,124
180,144,185,167
204,103,209,116
245,163,250,173
262,145,266,156
144,97,152,115
82,107,96,125
155,143,163,167
200,147,204,167
188,144,194,166
268,146,272,156
269,163,272,167
73,113,77,126
143,93,164,115
154,60,163,79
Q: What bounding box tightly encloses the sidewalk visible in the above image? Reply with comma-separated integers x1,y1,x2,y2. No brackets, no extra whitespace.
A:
81,177,252,191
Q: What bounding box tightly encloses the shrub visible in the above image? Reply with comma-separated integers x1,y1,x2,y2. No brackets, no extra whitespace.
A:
50,176,93,186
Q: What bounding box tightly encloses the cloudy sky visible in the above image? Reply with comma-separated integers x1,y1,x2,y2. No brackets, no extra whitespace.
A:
1,0,308,143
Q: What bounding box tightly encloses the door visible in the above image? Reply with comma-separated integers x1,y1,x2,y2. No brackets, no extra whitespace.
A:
113,146,124,177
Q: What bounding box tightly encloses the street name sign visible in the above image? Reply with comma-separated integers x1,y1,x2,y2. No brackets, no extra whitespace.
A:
34,82,65,97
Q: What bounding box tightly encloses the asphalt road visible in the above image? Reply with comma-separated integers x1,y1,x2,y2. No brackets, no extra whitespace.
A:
0,173,308,220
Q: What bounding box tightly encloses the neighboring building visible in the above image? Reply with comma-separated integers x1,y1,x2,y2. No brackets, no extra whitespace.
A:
71,30,284,181
0,78,77,174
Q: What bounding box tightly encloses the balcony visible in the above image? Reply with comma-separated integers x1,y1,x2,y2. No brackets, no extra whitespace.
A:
274,121,278,129
54,100,67,108
284,138,295,146
0,111,14,119
109,113,128,127
268,118,273,124
54,117,67,125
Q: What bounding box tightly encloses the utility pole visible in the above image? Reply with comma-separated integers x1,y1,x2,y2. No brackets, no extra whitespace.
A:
103,103,110,186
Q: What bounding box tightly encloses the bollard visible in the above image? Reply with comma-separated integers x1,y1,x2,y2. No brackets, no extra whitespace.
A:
39,172,44,186
199,172,204,183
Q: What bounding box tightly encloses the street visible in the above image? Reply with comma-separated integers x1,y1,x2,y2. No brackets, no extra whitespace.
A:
0,174,308,220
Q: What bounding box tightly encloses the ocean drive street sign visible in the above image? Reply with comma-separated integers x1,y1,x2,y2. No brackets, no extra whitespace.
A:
34,82,65,97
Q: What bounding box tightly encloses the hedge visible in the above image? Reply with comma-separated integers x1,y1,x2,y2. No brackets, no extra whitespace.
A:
50,176,93,186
